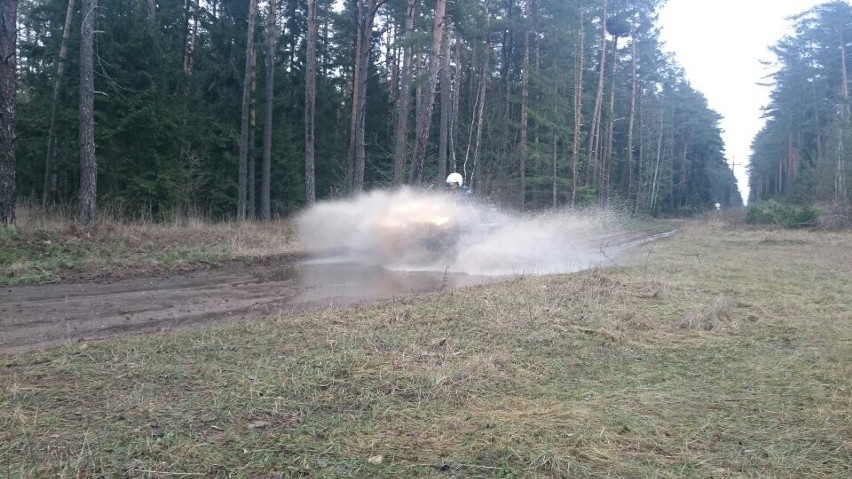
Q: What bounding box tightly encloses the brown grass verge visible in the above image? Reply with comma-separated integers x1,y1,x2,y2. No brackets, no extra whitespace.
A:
2,207,300,285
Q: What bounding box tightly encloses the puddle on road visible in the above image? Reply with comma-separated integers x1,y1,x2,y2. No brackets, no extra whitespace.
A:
0,256,506,352
251,257,503,304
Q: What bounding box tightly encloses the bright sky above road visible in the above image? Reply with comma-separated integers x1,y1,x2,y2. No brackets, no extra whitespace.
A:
658,0,826,203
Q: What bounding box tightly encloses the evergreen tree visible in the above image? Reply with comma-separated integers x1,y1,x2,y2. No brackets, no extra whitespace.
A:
751,1,852,206
78,0,96,223
9,0,739,218
0,0,17,225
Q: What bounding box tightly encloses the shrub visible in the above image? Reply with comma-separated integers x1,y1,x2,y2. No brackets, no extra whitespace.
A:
745,200,821,228
817,203,852,230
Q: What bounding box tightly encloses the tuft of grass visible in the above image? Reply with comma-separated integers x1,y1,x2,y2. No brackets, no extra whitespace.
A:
681,295,732,330
1,220,851,477
0,224,19,241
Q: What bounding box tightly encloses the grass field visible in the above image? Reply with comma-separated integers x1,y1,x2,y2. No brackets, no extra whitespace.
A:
1,220,850,477
0,207,298,285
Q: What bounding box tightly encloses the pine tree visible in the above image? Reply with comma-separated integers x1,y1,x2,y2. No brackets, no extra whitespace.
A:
347,0,388,194
262,0,278,218
409,0,447,184
238,0,258,220
7,0,738,218
392,0,417,185
0,0,16,225
304,0,317,205
43,0,76,207
78,0,97,224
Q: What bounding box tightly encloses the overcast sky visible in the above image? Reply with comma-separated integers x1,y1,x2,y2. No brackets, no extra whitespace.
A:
658,0,826,203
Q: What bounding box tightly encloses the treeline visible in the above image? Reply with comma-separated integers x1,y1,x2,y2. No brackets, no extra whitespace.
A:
2,0,740,223
750,1,852,206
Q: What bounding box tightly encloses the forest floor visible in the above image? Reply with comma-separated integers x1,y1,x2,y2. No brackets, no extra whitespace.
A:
1,218,850,477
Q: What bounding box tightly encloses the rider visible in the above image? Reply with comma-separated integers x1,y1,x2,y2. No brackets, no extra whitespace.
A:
445,172,472,197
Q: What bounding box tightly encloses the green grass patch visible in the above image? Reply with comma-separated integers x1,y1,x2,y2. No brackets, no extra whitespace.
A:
2,221,850,477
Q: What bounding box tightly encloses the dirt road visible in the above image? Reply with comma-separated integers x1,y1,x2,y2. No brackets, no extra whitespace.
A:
0,260,504,353
0,229,672,353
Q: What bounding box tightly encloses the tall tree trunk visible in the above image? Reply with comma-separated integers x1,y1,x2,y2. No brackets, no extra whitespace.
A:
634,94,645,213
180,0,190,80
550,29,558,208
518,0,530,210
602,35,619,204
552,131,558,208
304,0,317,205
262,0,277,218
679,127,691,207
78,0,97,224
320,0,329,77
392,0,417,185
649,109,664,212
500,0,515,174
248,50,257,219
570,8,585,205
238,0,258,220
415,65,423,135
409,0,447,184
462,48,476,181
345,2,363,193
468,6,491,192
388,19,398,111
0,0,17,225
180,0,199,92
438,23,451,182
587,0,607,192
43,0,75,207
626,32,637,208
347,0,386,194
470,61,488,192
837,24,849,202
450,38,462,173
351,13,369,193
809,76,823,171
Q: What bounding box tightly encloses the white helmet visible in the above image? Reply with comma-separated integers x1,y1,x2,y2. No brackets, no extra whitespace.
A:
446,172,464,188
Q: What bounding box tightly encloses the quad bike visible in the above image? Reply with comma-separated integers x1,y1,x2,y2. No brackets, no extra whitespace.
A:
371,174,500,265
374,198,464,264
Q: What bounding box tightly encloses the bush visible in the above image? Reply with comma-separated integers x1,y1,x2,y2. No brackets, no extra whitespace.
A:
745,200,821,228
817,203,852,230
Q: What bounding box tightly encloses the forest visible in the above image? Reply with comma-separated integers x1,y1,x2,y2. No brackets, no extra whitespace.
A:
749,1,852,208
3,0,781,224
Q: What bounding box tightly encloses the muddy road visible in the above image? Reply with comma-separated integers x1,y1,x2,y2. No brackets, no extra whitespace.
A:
0,261,499,353
0,229,672,353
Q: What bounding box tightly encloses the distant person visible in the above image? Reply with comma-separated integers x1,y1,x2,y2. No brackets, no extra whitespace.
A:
445,172,472,197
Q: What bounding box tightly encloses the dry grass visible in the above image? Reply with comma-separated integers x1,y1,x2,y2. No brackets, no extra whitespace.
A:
1,219,851,477
1,206,299,284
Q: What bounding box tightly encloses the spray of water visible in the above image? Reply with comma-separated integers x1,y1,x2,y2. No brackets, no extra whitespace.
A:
296,188,628,276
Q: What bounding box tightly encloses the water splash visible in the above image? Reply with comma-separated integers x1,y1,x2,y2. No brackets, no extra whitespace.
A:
296,188,627,276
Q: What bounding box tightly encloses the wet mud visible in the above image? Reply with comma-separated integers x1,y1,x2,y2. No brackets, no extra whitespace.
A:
0,260,501,353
